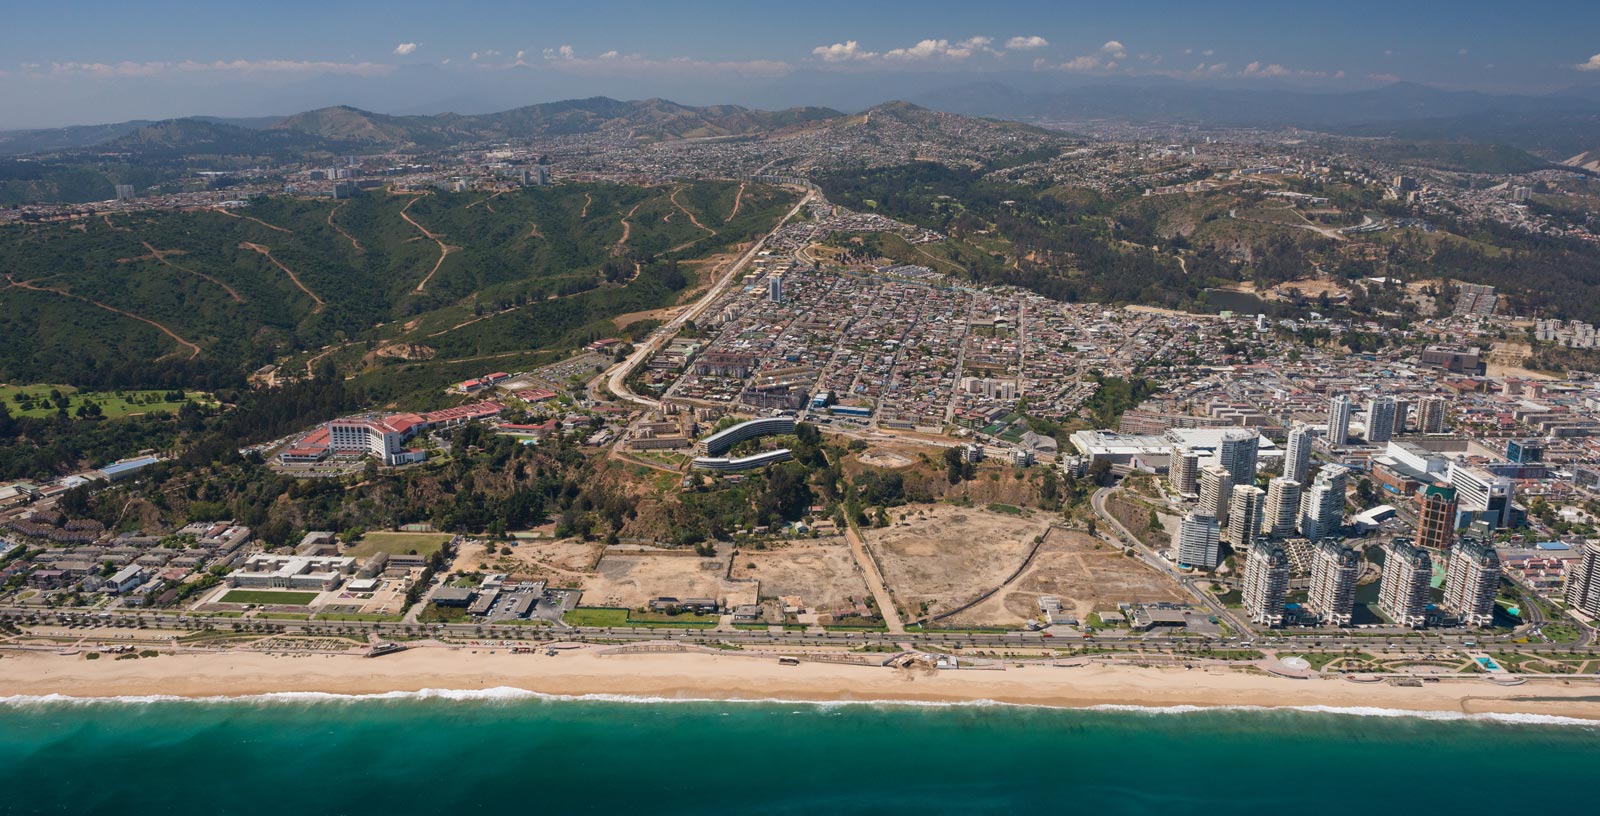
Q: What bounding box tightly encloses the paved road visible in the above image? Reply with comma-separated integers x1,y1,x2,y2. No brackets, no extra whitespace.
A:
592,188,815,409
844,521,905,633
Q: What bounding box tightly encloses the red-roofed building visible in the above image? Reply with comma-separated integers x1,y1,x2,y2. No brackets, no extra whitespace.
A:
515,389,558,403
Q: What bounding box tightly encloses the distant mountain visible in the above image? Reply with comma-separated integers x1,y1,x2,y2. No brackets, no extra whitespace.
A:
0,97,844,157
104,118,340,158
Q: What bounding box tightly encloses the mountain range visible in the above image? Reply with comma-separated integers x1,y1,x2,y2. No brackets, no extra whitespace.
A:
5,80,1599,162
0,97,843,157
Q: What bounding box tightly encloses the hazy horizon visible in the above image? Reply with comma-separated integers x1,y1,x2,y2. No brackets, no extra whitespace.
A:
6,0,1600,129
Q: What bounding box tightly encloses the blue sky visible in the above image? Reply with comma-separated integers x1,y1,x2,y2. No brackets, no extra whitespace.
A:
3,0,1599,127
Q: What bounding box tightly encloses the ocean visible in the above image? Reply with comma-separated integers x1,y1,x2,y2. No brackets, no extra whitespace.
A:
0,691,1595,815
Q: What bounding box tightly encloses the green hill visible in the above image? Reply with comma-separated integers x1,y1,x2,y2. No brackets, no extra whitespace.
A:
0,181,799,392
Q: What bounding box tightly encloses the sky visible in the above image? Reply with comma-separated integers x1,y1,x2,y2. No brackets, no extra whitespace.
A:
3,0,1600,128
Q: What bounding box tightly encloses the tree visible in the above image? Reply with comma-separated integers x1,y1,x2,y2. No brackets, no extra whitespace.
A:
943,446,965,485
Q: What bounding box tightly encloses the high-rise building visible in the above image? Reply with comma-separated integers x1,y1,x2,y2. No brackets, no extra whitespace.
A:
1506,439,1545,465
1198,465,1233,526
1448,463,1514,529
1308,539,1360,626
1261,477,1302,539
1298,464,1348,540
1444,539,1501,627
1394,399,1411,434
1365,396,1397,444
1227,485,1265,550
1378,540,1433,629
1242,540,1290,627
1169,446,1199,496
1174,512,1222,570
768,274,784,303
113,184,136,201
1217,428,1259,488
1414,485,1458,552
1565,540,1600,618
1283,422,1315,485
1327,395,1352,447
1417,396,1448,434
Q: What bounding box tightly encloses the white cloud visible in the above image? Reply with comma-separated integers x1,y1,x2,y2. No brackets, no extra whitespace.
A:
1457,48,1469,56
1100,40,1126,58
470,52,479,61
1005,35,1049,51
1058,54,1103,72
542,44,575,60
812,40,877,62
1576,53,1600,71
515,50,525,61
393,42,417,56
35,59,397,79
1240,60,1330,79
883,36,994,61
884,39,950,60
598,50,619,59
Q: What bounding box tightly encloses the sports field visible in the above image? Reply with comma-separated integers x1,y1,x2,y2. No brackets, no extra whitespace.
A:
344,532,452,559
219,590,321,606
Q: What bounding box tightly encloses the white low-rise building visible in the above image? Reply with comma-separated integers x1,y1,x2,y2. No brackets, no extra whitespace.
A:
228,554,355,591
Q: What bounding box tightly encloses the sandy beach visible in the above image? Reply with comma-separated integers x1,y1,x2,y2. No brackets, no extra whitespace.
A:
3,648,1598,721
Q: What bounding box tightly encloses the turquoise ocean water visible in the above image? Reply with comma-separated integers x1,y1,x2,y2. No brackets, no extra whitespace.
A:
1,691,1596,815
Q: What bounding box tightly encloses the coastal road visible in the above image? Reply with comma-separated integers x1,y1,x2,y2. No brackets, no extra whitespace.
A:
7,607,1591,656
592,187,815,409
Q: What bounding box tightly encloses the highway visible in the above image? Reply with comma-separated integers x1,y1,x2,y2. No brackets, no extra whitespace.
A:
591,187,815,409
10,606,1591,658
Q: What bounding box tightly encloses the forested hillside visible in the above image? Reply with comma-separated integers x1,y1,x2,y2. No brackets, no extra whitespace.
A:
0,181,798,390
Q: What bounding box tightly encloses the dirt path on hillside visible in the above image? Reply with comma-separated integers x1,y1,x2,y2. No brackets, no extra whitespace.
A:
5,275,201,360
580,193,592,219
140,242,244,303
212,208,293,234
327,201,364,252
725,182,746,223
239,242,325,312
401,195,458,293
616,202,642,249
671,186,717,236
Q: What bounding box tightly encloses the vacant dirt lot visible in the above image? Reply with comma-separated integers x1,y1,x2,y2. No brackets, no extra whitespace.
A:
729,538,871,612
948,527,1185,627
866,505,1050,620
452,538,602,585
581,550,756,609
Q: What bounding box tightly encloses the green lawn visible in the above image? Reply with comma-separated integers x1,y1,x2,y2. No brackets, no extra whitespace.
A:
418,604,470,624
344,532,453,559
562,607,720,628
563,607,630,627
218,590,321,606
0,383,209,420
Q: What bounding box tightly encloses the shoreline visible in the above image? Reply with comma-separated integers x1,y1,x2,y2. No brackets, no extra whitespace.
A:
3,649,1599,723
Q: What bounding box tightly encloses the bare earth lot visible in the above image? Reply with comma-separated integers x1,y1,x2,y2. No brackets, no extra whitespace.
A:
581,550,756,609
452,538,602,584
949,527,1185,627
729,538,872,613
866,505,1050,620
